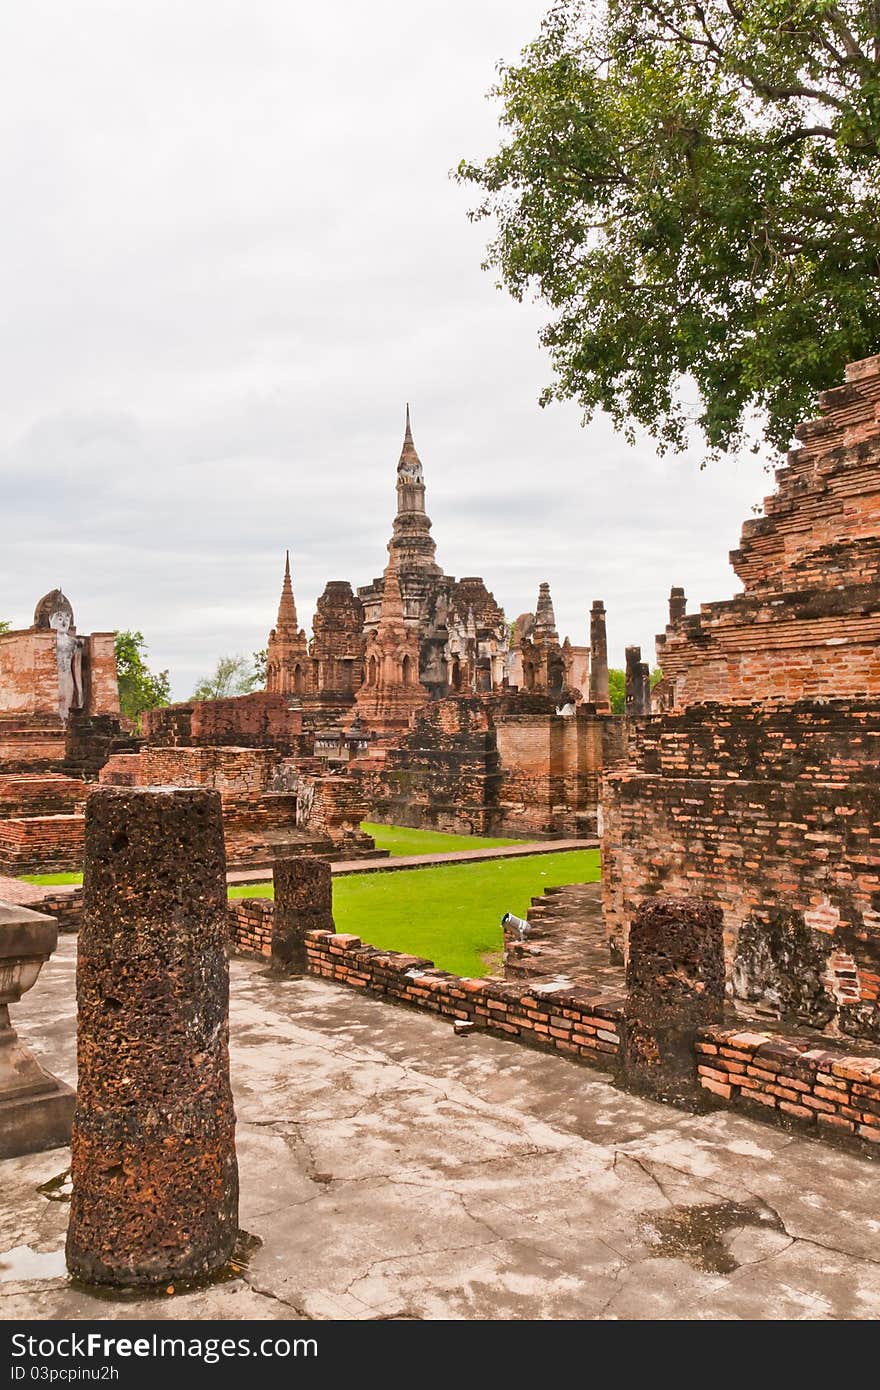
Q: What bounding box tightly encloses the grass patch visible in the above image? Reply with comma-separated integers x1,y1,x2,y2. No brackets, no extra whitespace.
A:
230,848,601,978
19,872,83,886
361,821,522,857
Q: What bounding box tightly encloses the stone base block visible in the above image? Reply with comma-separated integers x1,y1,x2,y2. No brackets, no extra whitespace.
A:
0,1081,74,1159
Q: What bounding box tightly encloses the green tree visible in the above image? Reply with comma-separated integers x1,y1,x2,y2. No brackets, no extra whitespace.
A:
459,0,880,456
252,647,268,686
115,631,171,726
192,654,262,702
607,665,663,712
608,667,626,714
0,620,10,635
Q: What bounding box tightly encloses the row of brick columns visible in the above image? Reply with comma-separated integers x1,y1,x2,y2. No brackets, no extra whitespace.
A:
60,785,720,1287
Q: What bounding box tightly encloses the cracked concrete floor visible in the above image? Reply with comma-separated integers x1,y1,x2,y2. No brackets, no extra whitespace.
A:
2,937,879,1321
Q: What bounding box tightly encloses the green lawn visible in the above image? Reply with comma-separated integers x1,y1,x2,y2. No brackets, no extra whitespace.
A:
230,848,601,977
19,872,83,886
361,822,522,857
18,824,523,887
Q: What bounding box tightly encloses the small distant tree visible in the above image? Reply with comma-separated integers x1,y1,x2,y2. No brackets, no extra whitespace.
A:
192,654,262,702
608,668,625,715
115,631,171,727
0,620,10,635
251,647,268,687
608,665,663,713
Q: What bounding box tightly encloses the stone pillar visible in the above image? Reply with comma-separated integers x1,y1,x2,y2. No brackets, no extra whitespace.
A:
624,645,642,716
620,896,725,1106
639,660,652,715
668,586,687,625
66,787,238,1287
0,902,74,1158
589,600,610,710
272,855,334,973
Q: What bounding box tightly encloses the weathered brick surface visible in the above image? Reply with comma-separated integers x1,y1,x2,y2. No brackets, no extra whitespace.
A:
604,357,880,1046
142,692,306,755
697,1026,880,1148
658,355,880,706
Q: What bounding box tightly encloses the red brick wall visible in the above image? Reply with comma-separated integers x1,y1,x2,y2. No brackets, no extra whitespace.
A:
227,899,274,959
305,929,622,1066
697,1027,880,1148
142,692,305,754
0,814,84,873
658,354,880,708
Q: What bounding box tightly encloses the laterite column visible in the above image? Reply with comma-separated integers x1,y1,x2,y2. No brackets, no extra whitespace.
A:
272,854,334,972
66,787,238,1286
621,895,725,1106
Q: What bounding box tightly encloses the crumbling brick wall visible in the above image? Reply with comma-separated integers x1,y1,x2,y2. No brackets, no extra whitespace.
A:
142,692,306,755
603,355,880,1047
362,697,503,835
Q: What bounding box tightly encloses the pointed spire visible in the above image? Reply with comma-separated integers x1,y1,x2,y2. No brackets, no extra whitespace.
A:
276,549,298,631
398,403,423,481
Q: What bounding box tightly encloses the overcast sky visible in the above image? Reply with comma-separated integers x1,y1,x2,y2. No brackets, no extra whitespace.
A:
0,2,772,700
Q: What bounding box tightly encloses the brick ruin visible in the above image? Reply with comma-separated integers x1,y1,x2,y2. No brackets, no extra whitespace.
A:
127,409,625,849
603,354,880,1048
0,591,132,874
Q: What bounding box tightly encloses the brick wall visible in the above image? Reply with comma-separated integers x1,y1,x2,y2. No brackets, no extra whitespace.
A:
0,814,84,874
305,929,623,1064
142,692,306,755
227,899,274,959
495,709,625,837
657,354,880,707
602,709,879,1043
696,1027,880,1148
301,928,879,1154
603,355,880,1048
362,697,504,835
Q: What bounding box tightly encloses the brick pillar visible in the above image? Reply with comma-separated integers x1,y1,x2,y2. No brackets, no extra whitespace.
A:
668,586,687,624
66,787,238,1287
589,600,609,710
620,896,725,1106
272,855,334,972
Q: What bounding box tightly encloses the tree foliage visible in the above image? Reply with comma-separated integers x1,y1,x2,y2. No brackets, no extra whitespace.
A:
608,666,626,714
0,620,10,635
608,665,663,712
458,0,880,456
115,631,171,726
192,654,263,703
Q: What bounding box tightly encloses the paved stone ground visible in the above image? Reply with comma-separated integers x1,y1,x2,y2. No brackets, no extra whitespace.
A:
2,937,879,1320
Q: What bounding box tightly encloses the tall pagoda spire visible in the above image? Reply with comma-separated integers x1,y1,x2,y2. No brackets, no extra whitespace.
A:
276,550,298,632
390,405,441,576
